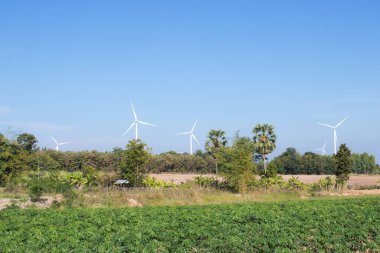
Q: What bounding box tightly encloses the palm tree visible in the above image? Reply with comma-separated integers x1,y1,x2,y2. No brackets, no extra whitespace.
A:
205,129,228,174
252,124,277,173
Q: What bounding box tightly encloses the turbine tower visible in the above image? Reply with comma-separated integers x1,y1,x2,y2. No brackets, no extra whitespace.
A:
318,117,348,155
50,134,70,151
123,101,157,140
315,142,327,155
177,119,200,155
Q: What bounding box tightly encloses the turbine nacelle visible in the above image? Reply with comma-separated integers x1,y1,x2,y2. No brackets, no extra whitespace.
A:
50,134,70,151
318,117,348,155
315,142,327,155
123,101,157,140
177,119,200,154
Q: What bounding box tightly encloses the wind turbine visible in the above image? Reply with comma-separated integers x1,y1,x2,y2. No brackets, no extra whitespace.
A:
315,142,327,155
50,134,70,151
177,119,200,155
318,117,348,155
123,101,157,140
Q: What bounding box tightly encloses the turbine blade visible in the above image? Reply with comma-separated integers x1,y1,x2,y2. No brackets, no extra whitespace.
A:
50,134,58,145
131,101,137,120
123,122,135,136
318,122,334,128
191,119,198,132
138,121,157,127
192,134,201,146
334,117,348,128
177,132,191,135
59,142,70,145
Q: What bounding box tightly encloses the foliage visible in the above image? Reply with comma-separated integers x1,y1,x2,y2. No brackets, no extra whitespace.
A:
193,175,220,188
217,137,256,193
351,153,377,174
273,147,337,175
253,176,284,189
205,129,228,174
1,132,377,179
252,124,276,172
27,176,46,202
0,135,29,185
146,151,215,173
205,129,228,155
57,167,99,188
318,176,335,191
119,140,151,187
16,133,38,152
0,197,379,252
283,176,308,191
335,144,352,189
142,176,175,188
261,161,278,178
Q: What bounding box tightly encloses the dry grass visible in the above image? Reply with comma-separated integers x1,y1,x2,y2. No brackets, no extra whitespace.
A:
77,188,302,208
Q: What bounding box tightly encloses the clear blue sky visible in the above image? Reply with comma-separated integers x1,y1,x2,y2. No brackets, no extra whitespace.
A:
1,1,379,161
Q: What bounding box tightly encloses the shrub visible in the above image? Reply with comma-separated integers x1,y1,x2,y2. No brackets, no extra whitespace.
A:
193,176,219,188
318,176,334,191
283,176,308,191
142,176,175,188
253,176,284,190
27,177,46,202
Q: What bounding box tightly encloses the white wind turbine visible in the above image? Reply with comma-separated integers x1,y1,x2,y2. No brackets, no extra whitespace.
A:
315,142,327,155
50,134,70,151
123,101,157,140
318,117,348,155
177,119,200,155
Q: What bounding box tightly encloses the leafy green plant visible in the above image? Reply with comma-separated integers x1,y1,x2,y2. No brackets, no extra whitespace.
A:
283,176,308,191
193,176,219,188
318,176,335,191
0,197,379,252
254,176,284,189
142,176,175,188
27,177,46,202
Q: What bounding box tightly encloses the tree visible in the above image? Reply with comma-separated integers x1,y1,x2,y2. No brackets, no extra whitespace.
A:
17,133,38,152
335,144,352,189
272,147,302,174
252,124,276,173
217,137,256,194
0,135,28,185
119,140,151,187
205,129,228,174
351,153,377,174
263,161,278,178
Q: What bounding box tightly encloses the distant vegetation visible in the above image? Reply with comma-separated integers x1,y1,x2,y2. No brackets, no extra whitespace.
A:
0,126,378,203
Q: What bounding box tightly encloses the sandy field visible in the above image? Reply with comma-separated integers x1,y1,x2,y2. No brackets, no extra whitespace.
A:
149,173,380,186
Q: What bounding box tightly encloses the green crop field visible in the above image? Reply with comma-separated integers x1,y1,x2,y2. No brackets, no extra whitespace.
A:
0,196,379,252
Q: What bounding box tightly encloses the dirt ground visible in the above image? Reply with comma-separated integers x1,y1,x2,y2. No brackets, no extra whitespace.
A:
149,173,380,186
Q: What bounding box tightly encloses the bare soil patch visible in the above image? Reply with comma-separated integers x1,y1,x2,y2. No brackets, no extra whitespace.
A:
149,173,380,186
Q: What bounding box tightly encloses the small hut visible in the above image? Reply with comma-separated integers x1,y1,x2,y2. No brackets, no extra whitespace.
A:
114,179,129,188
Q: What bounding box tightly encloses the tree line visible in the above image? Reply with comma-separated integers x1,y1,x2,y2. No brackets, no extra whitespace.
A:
0,128,378,187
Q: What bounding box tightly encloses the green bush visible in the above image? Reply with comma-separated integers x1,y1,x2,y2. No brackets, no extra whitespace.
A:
57,168,98,189
249,176,284,190
193,176,219,188
318,176,334,191
283,176,308,191
142,176,175,188
27,177,46,202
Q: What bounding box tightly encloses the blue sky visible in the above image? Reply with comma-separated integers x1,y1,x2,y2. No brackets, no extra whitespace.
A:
1,1,379,161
